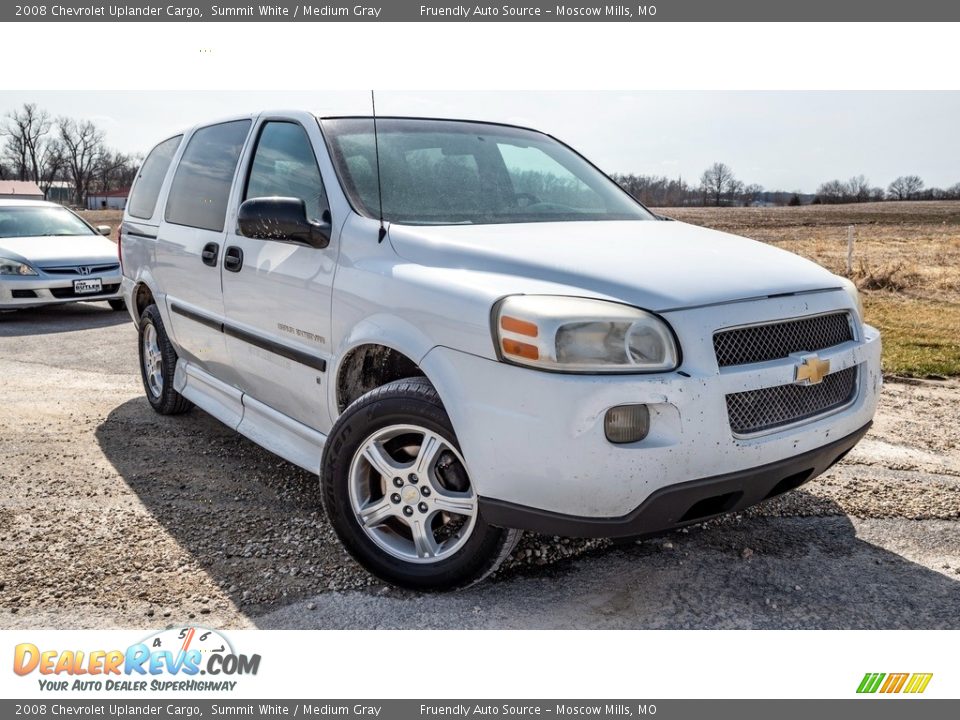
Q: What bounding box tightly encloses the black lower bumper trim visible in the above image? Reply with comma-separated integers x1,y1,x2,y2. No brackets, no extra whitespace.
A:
479,422,871,539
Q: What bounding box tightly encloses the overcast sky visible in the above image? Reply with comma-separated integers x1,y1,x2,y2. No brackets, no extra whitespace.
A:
1,91,958,192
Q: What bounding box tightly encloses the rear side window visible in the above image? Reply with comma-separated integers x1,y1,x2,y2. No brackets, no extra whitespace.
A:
165,120,251,232
127,135,182,220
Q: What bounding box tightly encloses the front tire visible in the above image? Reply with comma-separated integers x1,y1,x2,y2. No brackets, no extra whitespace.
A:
321,377,520,590
138,304,193,415
108,298,126,311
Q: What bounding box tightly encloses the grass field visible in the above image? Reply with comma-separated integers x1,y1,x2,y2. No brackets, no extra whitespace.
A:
81,201,960,377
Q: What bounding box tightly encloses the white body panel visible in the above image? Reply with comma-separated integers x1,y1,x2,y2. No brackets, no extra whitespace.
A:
120,110,883,525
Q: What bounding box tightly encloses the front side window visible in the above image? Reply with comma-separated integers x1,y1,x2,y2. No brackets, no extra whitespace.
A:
0,206,96,239
128,135,182,220
244,121,327,223
321,118,653,226
165,120,251,232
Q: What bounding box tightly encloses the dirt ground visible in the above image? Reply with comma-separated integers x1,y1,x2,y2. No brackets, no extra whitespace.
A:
0,303,957,629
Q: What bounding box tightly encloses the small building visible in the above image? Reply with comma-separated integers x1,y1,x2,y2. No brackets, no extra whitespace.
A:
0,180,44,201
44,181,74,206
85,189,129,210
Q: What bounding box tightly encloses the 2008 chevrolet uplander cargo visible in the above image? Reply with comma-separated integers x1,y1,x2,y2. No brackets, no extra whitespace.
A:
120,111,881,589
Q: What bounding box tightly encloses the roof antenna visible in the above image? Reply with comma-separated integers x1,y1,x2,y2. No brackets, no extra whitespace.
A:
371,90,387,243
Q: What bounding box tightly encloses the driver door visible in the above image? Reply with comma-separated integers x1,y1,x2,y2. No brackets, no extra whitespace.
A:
220,118,336,433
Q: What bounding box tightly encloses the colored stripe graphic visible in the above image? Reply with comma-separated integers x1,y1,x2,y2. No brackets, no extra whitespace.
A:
880,673,909,693
904,673,933,694
857,672,932,694
857,673,885,693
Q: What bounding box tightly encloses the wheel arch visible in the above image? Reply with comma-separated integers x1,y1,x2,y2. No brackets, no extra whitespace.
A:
330,314,444,416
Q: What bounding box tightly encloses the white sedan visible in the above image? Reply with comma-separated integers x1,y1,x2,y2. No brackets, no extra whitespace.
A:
0,199,124,311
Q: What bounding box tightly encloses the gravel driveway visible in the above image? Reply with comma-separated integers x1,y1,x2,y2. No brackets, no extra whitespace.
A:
1,302,958,629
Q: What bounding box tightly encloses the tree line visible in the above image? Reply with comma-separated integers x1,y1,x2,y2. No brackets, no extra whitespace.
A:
0,103,140,206
613,162,960,207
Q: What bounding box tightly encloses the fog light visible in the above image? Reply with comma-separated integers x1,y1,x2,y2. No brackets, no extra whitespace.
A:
604,404,650,444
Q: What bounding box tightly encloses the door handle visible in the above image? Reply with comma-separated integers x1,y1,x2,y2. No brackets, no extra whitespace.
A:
224,246,244,273
201,242,220,267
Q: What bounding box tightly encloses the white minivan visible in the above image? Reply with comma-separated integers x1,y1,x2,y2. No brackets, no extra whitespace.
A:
120,111,881,589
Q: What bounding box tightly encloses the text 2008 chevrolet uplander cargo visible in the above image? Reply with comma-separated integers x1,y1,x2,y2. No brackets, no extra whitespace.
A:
120,111,881,589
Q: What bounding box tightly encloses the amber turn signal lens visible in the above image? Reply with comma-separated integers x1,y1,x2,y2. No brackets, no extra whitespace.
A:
500,315,539,337
502,338,539,360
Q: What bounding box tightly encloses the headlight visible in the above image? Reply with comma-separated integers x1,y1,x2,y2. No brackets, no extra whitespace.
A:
838,277,865,326
0,257,37,276
493,295,679,373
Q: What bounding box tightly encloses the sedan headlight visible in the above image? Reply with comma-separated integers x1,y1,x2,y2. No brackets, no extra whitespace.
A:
838,277,865,326
494,295,679,373
0,257,38,276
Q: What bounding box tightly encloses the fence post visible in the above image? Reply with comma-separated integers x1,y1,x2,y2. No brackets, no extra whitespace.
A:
846,225,854,275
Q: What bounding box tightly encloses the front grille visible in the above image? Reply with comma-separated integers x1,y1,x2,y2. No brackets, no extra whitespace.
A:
11,289,38,299
725,365,859,435
714,312,853,367
42,263,120,276
49,283,120,299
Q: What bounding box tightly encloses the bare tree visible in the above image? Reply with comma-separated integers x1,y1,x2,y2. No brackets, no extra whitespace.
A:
90,149,139,195
846,175,871,203
887,175,925,201
700,162,738,206
1,103,63,193
58,117,106,206
816,179,846,204
740,183,764,206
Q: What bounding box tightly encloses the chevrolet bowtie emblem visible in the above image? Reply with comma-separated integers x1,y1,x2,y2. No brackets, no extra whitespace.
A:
795,355,831,385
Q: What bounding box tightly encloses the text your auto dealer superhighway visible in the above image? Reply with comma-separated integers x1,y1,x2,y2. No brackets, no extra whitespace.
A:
48,4,203,17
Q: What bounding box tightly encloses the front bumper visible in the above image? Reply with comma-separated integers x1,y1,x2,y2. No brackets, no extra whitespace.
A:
480,422,870,537
420,289,881,524
0,271,122,309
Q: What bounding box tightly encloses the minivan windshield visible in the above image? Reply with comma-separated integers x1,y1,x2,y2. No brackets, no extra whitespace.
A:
0,205,96,239
321,118,654,226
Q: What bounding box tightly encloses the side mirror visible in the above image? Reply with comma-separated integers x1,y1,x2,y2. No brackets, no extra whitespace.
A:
97,225,112,236
237,197,331,249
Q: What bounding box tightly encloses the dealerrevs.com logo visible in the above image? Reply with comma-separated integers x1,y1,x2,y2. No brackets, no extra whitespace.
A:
857,673,933,694
13,627,260,692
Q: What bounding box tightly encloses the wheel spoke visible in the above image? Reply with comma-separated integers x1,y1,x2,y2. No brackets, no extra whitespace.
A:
409,517,440,559
432,493,477,517
414,431,444,476
362,441,403,481
359,497,396,529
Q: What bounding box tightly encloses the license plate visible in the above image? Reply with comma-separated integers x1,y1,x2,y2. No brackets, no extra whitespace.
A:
73,278,102,294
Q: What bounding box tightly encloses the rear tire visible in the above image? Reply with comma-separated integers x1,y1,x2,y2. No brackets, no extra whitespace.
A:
138,304,193,415
108,298,126,311
321,377,520,590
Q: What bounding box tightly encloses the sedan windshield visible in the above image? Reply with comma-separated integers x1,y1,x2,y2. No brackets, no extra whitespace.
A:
0,206,96,239
321,118,654,226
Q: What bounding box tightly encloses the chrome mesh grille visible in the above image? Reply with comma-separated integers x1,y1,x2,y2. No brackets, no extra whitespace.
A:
725,365,859,435
714,312,853,367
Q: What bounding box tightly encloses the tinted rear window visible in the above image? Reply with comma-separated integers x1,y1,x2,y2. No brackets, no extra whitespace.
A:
127,135,182,220
164,120,251,232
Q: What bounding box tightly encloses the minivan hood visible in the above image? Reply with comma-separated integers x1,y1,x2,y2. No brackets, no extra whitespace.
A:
388,220,840,311
0,235,118,268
